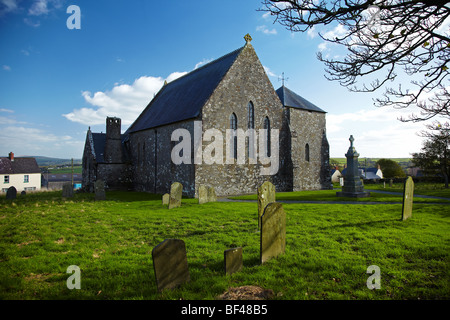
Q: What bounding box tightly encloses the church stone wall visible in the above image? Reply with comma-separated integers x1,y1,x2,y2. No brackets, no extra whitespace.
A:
196,44,290,196
129,120,196,197
288,108,330,191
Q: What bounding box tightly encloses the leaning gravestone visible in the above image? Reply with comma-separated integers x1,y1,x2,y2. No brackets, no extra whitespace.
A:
62,183,73,198
152,239,190,292
402,177,414,221
6,186,17,200
94,180,106,201
168,182,182,209
260,202,286,264
162,193,170,206
198,185,217,204
257,181,276,229
224,247,243,275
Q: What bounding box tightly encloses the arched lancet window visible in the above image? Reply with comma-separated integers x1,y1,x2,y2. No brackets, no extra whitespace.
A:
305,143,310,162
247,102,254,129
247,102,255,159
264,117,271,157
230,113,238,160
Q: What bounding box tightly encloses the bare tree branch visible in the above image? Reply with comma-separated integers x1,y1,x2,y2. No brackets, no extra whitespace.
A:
260,0,450,122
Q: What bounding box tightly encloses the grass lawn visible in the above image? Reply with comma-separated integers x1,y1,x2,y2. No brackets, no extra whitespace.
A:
0,190,449,300
230,189,450,203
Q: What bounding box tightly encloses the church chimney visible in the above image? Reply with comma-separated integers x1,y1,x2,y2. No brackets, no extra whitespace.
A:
9,152,14,161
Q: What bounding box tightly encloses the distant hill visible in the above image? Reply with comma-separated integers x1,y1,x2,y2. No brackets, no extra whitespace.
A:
21,156,82,167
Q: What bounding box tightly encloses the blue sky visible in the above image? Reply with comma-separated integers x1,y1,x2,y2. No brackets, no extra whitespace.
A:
0,0,441,159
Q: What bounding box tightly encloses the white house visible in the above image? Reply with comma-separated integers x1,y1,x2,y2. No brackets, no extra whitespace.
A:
0,152,41,193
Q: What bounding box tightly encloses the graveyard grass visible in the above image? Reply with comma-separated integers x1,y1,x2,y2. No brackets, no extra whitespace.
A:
0,189,449,300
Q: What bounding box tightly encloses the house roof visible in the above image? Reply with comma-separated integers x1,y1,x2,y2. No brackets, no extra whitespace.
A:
126,46,244,133
46,173,82,182
0,157,40,175
276,85,326,113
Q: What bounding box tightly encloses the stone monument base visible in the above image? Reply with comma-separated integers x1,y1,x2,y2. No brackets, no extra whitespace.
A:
336,191,370,198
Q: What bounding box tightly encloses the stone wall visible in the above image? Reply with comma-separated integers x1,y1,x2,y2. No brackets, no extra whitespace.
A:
288,107,330,190
129,120,196,197
196,44,290,196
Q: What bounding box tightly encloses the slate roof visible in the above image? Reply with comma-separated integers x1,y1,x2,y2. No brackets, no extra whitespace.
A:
89,132,129,164
276,85,326,113
126,47,244,133
0,157,40,175
91,133,106,163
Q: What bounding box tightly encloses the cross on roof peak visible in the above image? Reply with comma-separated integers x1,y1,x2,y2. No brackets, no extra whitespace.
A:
244,33,252,44
279,72,289,86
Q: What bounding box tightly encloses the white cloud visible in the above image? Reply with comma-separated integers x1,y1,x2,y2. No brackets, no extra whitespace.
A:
63,71,188,127
2,65,11,71
326,104,441,158
307,26,317,39
256,25,277,35
0,0,19,16
28,0,49,16
23,17,40,27
263,66,278,78
194,58,213,70
0,125,83,158
0,108,14,113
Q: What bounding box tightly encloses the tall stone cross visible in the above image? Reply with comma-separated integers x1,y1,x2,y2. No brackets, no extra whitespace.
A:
349,135,354,148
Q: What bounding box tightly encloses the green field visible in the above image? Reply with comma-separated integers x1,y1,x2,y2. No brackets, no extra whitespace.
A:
0,190,449,300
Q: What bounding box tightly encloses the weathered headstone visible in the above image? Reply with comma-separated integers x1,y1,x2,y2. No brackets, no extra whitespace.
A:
260,202,286,264
198,185,208,204
198,185,217,204
162,193,170,206
207,186,217,203
224,247,243,275
62,183,73,198
168,182,182,209
152,239,190,291
6,186,17,200
257,181,276,229
94,179,106,201
402,176,414,221
20,191,26,197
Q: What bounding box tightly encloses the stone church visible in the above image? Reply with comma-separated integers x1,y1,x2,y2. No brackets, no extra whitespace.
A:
82,35,331,197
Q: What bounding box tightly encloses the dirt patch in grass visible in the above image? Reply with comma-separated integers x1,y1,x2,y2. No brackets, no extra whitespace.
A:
218,286,274,300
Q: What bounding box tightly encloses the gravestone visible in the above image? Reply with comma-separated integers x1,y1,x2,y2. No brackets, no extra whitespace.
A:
207,186,217,203
162,193,170,206
152,239,190,291
168,182,182,209
198,185,217,204
21,191,26,197
402,177,414,221
6,186,17,200
62,183,73,198
94,180,106,201
224,247,243,275
260,202,286,264
257,181,275,229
